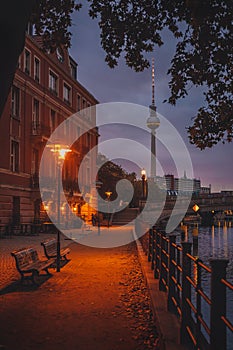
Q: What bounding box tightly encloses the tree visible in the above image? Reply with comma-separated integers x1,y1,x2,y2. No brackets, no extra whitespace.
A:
97,153,137,206
0,1,37,117
0,0,81,117
0,1,232,150
88,0,233,149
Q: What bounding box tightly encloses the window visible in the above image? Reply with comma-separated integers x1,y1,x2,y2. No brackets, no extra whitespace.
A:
32,99,40,134
34,57,40,83
87,102,91,119
70,58,77,80
11,140,19,172
11,86,20,119
77,95,81,111
50,109,56,131
65,119,70,137
49,70,58,95
81,99,87,117
87,132,91,148
24,49,31,75
63,83,71,104
87,167,90,186
83,99,86,110
32,148,39,175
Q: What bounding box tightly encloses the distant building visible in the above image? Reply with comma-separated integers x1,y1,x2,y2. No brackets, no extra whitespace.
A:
200,185,211,195
158,172,203,196
165,174,175,191
0,31,98,226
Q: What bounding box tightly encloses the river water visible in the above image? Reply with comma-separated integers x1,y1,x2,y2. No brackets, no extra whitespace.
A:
191,225,233,280
184,225,233,349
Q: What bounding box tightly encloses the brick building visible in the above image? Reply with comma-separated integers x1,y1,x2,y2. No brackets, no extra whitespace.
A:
0,31,99,227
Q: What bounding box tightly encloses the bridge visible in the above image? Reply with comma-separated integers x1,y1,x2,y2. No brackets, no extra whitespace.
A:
139,193,233,228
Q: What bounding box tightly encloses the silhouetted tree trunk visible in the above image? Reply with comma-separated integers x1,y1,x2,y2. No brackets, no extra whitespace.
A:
0,0,36,117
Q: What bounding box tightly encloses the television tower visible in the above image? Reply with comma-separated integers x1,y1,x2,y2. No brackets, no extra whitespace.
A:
146,58,160,179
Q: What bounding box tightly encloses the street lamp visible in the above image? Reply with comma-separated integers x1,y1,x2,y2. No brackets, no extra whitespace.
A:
141,168,146,199
96,180,103,235
105,191,112,228
50,144,71,272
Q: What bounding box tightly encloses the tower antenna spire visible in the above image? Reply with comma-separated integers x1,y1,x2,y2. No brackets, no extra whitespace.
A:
152,57,155,107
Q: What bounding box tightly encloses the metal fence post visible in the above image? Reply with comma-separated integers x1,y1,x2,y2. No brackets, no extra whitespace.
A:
209,258,229,350
180,242,192,345
167,234,177,313
154,230,159,279
159,233,167,292
148,228,152,262
195,258,202,349
151,228,155,270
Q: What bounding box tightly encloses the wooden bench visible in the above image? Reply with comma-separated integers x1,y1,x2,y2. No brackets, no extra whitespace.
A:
41,238,71,262
11,247,55,285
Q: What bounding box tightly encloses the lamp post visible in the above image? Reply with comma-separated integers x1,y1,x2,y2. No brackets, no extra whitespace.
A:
105,191,112,228
96,180,103,235
51,145,71,272
141,168,146,199
192,204,200,256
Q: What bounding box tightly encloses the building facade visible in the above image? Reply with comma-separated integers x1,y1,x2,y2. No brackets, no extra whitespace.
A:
0,32,98,227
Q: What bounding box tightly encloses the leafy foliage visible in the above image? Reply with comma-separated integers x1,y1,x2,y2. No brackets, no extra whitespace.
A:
1,1,232,150
87,0,233,149
97,153,137,203
32,0,82,52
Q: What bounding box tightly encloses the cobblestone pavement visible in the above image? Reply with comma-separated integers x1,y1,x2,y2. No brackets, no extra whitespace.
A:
0,227,159,350
0,233,71,289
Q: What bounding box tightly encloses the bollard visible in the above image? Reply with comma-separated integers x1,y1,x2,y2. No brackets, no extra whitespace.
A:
167,235,177,314
98,221,100,235
209,259,229,350
180,223,185,241
192,226,198,257
181,224,188,241
180,242,192,345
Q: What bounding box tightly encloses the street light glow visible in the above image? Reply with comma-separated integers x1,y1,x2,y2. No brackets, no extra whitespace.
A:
192,204,200,212
58,148,71,160
141,168,146,178
105,191,112,199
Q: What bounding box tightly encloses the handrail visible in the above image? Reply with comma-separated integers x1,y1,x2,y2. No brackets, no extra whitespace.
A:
143,227,233,350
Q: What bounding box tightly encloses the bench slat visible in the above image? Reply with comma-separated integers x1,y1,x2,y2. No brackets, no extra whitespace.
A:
41,239,70,261
11,247,55,285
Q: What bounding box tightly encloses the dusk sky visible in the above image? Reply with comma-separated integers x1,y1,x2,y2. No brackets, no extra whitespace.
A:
69,3,232,193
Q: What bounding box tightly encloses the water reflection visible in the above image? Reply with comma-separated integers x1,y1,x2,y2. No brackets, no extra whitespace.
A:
189,225,233,281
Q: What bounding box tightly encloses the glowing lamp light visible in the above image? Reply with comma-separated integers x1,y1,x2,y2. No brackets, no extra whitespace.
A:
58,148,71,160
105,191,112,199
50,144,71,160
192,204,200,213
141,168,146,178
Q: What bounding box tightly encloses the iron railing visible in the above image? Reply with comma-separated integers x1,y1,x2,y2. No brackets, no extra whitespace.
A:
144,227,233,350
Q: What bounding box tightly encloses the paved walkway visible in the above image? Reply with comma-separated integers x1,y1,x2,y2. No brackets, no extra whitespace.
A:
0,227,159,350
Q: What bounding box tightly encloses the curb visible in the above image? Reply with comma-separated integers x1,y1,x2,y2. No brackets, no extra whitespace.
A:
132,229,189,350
